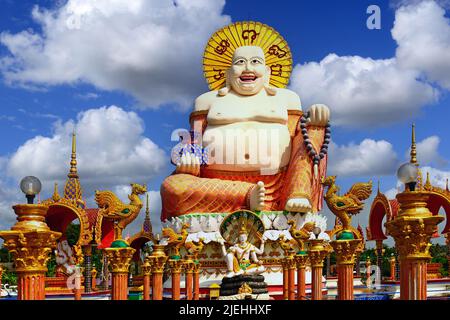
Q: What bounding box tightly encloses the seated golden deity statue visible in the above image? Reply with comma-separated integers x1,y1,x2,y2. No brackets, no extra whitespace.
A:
161,22,330,220
220,226,265,278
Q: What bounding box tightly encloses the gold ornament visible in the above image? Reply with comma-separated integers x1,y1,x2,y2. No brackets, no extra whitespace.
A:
104,247,135,273
323,176,372,247
162,223,189,257
287,220,314,252
95,183,147,241
203,21,292,90
238,283,253,295
330,239,362,265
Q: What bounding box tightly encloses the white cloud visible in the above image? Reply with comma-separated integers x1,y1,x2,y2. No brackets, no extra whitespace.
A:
393,1,450,90
290,55,437,126
421,166,450,189
289,1,450,127
328,139,399,177
6,105,167,197
0,0,230,109
405,135,448,167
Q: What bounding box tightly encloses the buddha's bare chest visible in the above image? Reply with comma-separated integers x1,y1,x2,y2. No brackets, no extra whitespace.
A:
207,95,288,124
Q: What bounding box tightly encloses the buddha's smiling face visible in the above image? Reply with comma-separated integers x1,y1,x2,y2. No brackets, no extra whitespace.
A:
228,46,270,96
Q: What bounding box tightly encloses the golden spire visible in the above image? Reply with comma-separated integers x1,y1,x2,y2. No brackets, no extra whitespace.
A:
410,123,418,166
424,172,432,191
69,129,78,178
143,192,152,233
377,180,381,195
446,179,449,192
64,128,84,204
52,182,61,202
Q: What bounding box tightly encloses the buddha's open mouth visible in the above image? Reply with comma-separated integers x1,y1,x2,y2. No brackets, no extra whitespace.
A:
239,73,257,82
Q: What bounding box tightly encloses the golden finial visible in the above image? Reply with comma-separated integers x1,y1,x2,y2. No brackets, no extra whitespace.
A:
377,180,381,195
410,123,418,166
69,128,78,178
446,179,449,192
52,182,61,202
424,172,432,191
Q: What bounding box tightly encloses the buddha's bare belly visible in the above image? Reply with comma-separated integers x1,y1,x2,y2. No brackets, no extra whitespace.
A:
203,121,291,173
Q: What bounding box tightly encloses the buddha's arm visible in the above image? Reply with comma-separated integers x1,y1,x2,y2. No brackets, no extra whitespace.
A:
283,111,327,212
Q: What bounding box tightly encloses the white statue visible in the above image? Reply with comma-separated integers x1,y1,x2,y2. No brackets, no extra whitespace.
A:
220,226,265,278
55,239,76,276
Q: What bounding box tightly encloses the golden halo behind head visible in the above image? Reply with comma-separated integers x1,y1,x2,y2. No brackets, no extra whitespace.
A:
203,21,293,91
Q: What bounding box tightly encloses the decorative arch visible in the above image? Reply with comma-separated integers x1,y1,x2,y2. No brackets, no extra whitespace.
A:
129,231,154,261
367,193,392,241
44,201,92,246
424,191,450,234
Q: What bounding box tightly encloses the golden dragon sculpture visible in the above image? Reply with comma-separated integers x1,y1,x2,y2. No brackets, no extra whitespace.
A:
287,220,315,252
162,223,190,258
95,183,147,241
322,176,372,241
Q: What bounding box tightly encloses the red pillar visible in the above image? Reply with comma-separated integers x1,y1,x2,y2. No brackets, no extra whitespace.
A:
18,272,47,300
193,265,200,300
288,258,295,300
172,272,181,300
295,255,308,300
282,262,288,300
311,265,323,300
111,273,128,300
185,270,193,300
152,272,163,300
337,264,354,300
143,273,151,300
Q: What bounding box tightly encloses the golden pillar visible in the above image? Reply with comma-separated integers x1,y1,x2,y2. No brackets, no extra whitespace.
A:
168,259,183,300
390,256,396,281
0,204,61,300
307,239,329,300
386,191,444,300
142,259,152,300
184,255,195,300
330,239,361,300
91,267,97,291
104,246,135,300
295,254,308,300
149,244,168,300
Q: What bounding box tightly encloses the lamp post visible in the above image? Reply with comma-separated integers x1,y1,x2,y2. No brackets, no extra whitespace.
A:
385,162,444,300
0,176,61,300
307,227,330,300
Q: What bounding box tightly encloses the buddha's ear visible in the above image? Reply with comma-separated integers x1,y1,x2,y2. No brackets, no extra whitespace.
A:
218,69,231,96
264,65,277,96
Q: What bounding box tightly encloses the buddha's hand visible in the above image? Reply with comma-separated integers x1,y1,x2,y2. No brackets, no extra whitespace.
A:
307,104,330,127
285,198,312,213
176,152,201,176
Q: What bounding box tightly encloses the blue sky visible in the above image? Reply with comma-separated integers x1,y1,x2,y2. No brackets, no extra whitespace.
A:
0,0,449,245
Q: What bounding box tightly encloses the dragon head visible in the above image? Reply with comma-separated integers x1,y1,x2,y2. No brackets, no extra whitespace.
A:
322,176,336,186
131,183,147,195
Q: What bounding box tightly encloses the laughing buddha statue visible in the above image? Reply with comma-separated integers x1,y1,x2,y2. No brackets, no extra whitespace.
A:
161,22,330,220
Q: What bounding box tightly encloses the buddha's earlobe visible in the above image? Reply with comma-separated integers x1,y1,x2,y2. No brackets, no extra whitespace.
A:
218,69,231,96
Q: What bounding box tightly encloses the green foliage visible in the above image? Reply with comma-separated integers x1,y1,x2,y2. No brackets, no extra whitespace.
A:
46,253,57,277
0,247,11,263
2,269,17,285
66,223,80,246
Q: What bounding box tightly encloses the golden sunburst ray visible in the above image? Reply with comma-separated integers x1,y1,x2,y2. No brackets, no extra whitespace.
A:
203,21,293,91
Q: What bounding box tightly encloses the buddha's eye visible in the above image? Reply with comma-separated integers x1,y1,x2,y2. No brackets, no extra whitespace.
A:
252,59,262,64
